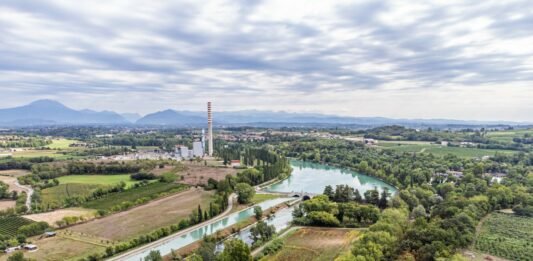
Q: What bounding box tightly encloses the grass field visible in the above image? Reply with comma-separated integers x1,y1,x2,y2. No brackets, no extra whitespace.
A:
378,143,518,158
57,174,139,187
486,129,532,143
82,182,187,211
41,183,105,208
251,194,280,204
0,216,34,237
71,187,212,241
474,212,533,260
12,149,74,159
0,234,106,261
48,139,78,149
261,228,360,261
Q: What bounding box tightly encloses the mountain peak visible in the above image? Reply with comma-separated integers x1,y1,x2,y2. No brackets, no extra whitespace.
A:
28,99,66,108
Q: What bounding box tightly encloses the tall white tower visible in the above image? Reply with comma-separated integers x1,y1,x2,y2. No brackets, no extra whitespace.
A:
207,102,213,156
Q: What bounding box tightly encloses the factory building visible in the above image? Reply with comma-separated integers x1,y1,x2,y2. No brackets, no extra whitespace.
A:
192,141,204,157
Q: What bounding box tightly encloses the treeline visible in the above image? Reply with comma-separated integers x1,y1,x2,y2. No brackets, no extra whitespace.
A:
29,160,169,180
0,156,55,171
0,138,52,148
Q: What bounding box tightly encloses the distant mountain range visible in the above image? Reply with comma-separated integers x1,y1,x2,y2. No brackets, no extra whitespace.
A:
0,100,128,126
0,100,530,127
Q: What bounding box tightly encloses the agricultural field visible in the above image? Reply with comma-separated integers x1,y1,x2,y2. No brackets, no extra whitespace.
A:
179,164,238,186
41,183,105,207
0,216,34,237
47,139,78,149
11,149,74,159
82,182,187,211
24,208,96,226
0,234,106,261
486,129,532,143
474,212,533,260
378,143,518,158
260,227,360,261
57,174,140,187
0,200,16,211
71,187,213,241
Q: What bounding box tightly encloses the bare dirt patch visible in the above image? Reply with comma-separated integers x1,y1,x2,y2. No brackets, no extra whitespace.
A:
0,169,31,177
150,165,177,176
179,164,238,186
0,200,15,211
69,188,214,241
23,208,96,226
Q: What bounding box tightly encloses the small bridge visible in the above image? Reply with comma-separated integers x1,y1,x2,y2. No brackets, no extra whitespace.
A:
257,190,320,200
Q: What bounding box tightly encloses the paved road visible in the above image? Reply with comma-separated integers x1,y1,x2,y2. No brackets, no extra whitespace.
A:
107,193,236,261
14,180,33,212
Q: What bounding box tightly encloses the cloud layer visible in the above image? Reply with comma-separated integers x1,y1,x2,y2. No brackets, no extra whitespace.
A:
0,0,532,121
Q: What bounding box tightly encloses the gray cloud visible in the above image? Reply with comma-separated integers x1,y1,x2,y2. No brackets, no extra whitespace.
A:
0,0,532,121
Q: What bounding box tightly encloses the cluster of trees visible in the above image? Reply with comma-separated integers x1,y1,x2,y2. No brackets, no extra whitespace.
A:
0,157,54,171
217,145,292,183
0,137,52,148
16,222,49,237
0,181,17,200
130,172,157,180
323,184,390,209
185,237,253,261
292,195,381,227
27,160,172,181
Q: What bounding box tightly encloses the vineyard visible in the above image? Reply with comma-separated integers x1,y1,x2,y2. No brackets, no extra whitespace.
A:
0,216,34,237
474,212,533,260
261,227,359,261
82,182,187,211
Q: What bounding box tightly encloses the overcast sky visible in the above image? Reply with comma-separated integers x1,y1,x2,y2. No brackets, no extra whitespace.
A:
1,0,532,121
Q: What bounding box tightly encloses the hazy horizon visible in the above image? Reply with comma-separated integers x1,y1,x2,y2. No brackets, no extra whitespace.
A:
1,99,530,124
1,1,532,121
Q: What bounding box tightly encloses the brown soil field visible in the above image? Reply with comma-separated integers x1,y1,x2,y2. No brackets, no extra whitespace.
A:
0,200,15,211
150,165,178,176
0,169,30,177
179,164,238,186
69,187,214,241
23,208,96,226
264,228,360,261
0,235,105,261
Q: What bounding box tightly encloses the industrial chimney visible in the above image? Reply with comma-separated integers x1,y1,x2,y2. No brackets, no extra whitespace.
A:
207,102,213,156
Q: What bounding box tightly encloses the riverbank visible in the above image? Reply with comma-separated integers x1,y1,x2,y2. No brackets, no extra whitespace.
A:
165,199,296,259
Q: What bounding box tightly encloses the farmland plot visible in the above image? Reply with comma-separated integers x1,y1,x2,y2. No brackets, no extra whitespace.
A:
261,228,359,261
0,216,34,237
474,213,533,260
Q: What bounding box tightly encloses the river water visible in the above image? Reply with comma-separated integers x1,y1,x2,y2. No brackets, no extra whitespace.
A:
266,160,397,195
122,160,395,260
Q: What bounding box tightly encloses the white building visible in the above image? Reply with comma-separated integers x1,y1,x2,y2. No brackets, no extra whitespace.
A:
177,146,189,159
192,141,204,157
